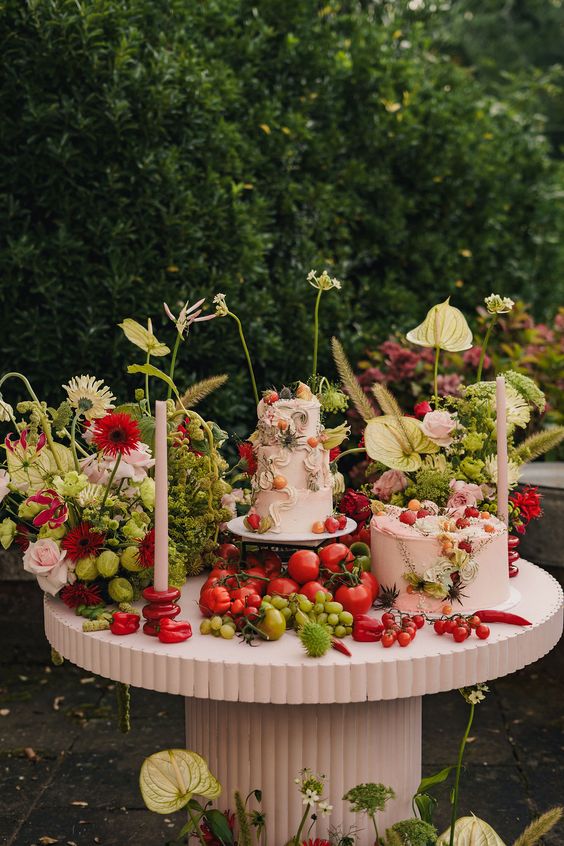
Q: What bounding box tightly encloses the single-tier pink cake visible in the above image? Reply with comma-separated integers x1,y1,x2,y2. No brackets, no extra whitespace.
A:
371,504,509,613
251,395,333,534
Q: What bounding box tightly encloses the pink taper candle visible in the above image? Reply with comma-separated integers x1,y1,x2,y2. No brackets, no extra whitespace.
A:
153,400,169,592
496,376,509,525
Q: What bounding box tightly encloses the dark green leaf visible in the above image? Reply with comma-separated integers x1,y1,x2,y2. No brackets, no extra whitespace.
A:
205,809,234,845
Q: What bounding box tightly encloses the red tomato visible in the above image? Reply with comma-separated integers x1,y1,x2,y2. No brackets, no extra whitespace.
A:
200,568,231,593
287,550,320,584
217,543,240,564
230,599,245,617
360,571,379,601
335,583,373,616
199,586,231,616
267,576,300,597
318,543,354,574
357,526,371,545
263,550,283,579
242,567,269,596
245,593,263,609
229,586,255,602
299,580,328,602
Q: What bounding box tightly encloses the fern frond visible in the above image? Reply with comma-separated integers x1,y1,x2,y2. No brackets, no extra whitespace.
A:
512,806,563,846
371,383,403,418
176,375,228,409
515,427,564,463
331,337,375,422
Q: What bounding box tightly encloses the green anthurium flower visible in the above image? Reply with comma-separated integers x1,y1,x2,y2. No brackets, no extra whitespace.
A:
365,415,439,472
118,318,170,356
406,298,473,352
438,815,507,846
140,749,221,815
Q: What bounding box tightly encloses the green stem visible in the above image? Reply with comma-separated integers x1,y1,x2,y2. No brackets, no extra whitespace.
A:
333,447,366,462
476,318,496,382
167,333,182,400
187,805,208,846
144,351,151,415
69,412,81,472
293,806,311,846
433,345,440,408
449,702,475,846
228,310,259,407
0,372,64,472
372,813,380,845
312,287,323,380
99,453,122,511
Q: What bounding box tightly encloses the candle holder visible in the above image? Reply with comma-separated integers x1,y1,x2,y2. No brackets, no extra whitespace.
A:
141,586,181,636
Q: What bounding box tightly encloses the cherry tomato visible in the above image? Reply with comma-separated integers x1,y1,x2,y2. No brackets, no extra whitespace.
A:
319,543,354,574
243,607,259,621
229,586,255,602
217,543,240,564
256,608,286,641
287,550,320,584
299,580,328,602
434,620,445,635
444,619,457,634
381,631,396,648
467,615,482,629
412,614,426,630
476,624,490,640
382,612,396,628
245,593,262,609
267,576,300,597
453,626,469,643
335,583,373,616
397,631,412,647
230,599,245,617
360,571,379,601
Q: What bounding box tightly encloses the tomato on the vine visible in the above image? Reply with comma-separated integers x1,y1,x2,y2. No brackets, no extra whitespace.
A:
318,543,354,574
242,567,269,596
335,583,373,616
217,543,240,564
200,568,231,593
199,586,231,617
263,550,283,579
298,580,327,602
360,571,379,601
256,608,286,641
267,576,300,597
287,550,320,584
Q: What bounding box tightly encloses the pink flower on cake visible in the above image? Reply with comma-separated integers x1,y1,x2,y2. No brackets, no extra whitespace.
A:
446,479,484,516
23,539,68,595
372,469,409,501
0,470,10,504
421,410,457,447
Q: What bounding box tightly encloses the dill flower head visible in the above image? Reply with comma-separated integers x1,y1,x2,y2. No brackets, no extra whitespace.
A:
63,375,116,421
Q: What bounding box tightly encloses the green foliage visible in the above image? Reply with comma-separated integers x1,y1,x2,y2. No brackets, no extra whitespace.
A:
0,1,562,435
386,819,437,846
343,782,396,817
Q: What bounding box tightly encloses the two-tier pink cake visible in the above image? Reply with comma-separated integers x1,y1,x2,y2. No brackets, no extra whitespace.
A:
371,504,509,613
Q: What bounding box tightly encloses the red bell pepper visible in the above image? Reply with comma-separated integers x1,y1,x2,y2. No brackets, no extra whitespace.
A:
158,618,193,643
110,611,140,636
474,610,532,626
352,615,384,642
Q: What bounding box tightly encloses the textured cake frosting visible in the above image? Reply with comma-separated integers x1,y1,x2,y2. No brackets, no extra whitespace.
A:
371,505,509,612
251,396,333,534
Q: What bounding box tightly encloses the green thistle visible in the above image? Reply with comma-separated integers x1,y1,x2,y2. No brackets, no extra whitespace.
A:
299,621,332,657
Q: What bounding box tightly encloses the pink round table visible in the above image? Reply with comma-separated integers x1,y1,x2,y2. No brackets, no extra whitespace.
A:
44,560,563,845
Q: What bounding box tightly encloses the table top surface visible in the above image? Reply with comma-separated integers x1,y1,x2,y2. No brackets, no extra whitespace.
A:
44,560,563,704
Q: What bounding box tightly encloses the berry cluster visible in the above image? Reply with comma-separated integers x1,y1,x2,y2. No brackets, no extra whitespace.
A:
380,610,426,648
433,614,490,642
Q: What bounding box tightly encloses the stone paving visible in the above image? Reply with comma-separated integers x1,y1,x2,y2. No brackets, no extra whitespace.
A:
1,574,563,846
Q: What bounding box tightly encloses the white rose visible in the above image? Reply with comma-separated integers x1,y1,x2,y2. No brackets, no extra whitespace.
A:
23,539,68,596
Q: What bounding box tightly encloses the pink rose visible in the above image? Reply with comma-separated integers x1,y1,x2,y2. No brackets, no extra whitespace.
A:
421,410,457,447
372,469,409,502
23,538,68,595
446,479,484,516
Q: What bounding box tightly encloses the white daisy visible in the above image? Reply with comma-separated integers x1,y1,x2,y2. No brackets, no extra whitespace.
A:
63,375,116,421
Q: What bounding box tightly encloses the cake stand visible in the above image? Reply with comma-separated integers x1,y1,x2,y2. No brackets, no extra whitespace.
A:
226,516,357,553
44,560,563,846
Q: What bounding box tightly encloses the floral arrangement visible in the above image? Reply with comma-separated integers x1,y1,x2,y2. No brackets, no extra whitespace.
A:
139,687,563,846
0,297,230,611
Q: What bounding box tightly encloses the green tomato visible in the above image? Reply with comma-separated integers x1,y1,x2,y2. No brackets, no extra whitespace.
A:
355,555,372,573
349,541,371,559
256,608,286,641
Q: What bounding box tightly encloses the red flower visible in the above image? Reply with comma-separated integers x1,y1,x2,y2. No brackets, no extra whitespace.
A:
61,522,106,562
338,488,371,525
238,441,257,475
329,446,341,462
92,412,141,457
510,486,542,525
301,841,331,846
27,489,68,528
414,401,432,419
14,523,31,552
60,582,103,608
137,528,155,569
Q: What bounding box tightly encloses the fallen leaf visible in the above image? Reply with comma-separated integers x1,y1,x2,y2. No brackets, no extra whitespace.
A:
53,697,64,711
24,747,38,762
80,677,95,685
71,800,88,807
0,709,10,717
38,838,58,845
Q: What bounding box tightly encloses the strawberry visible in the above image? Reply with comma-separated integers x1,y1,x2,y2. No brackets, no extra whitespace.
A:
245,513,261,531
464,506,480,518
399,510,417,526
456,517,470,529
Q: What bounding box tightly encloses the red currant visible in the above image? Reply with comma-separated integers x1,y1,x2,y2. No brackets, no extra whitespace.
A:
476,624,490,640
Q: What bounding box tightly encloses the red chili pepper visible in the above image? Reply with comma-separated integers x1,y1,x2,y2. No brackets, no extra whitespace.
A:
352,616,385,642
158,618,192,643
110,611,140,636
332,638,352,657
474,610,532,626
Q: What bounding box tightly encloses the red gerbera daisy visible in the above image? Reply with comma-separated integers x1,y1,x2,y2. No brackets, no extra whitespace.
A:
60,582,103,608
61,522,106,562
92,412,141,457
137,528,155,569
238,441,257,475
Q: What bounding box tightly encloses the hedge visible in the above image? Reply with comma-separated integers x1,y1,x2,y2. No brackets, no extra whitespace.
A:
0,0,562,434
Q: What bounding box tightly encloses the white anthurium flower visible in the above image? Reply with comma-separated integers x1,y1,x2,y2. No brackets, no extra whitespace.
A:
163,298,216,337
407,297,473,352
118,318,170,356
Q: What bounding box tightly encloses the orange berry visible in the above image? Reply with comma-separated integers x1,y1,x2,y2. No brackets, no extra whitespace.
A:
484,523,495,533
408,499,422,511
311,521,325,534
442,603,453,615
307,436,319,448
277,419,288,431
406,584,414,594
479,511,491,519
272,475,288,490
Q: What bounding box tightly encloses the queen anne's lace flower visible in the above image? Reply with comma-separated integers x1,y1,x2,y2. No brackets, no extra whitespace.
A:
307,269,342,291
63,375,116,421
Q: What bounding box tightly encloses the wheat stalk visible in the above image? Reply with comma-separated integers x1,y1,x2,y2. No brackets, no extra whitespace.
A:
331,337,375,422
512,807,563,846
515,427,564,464
176,374,228,409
